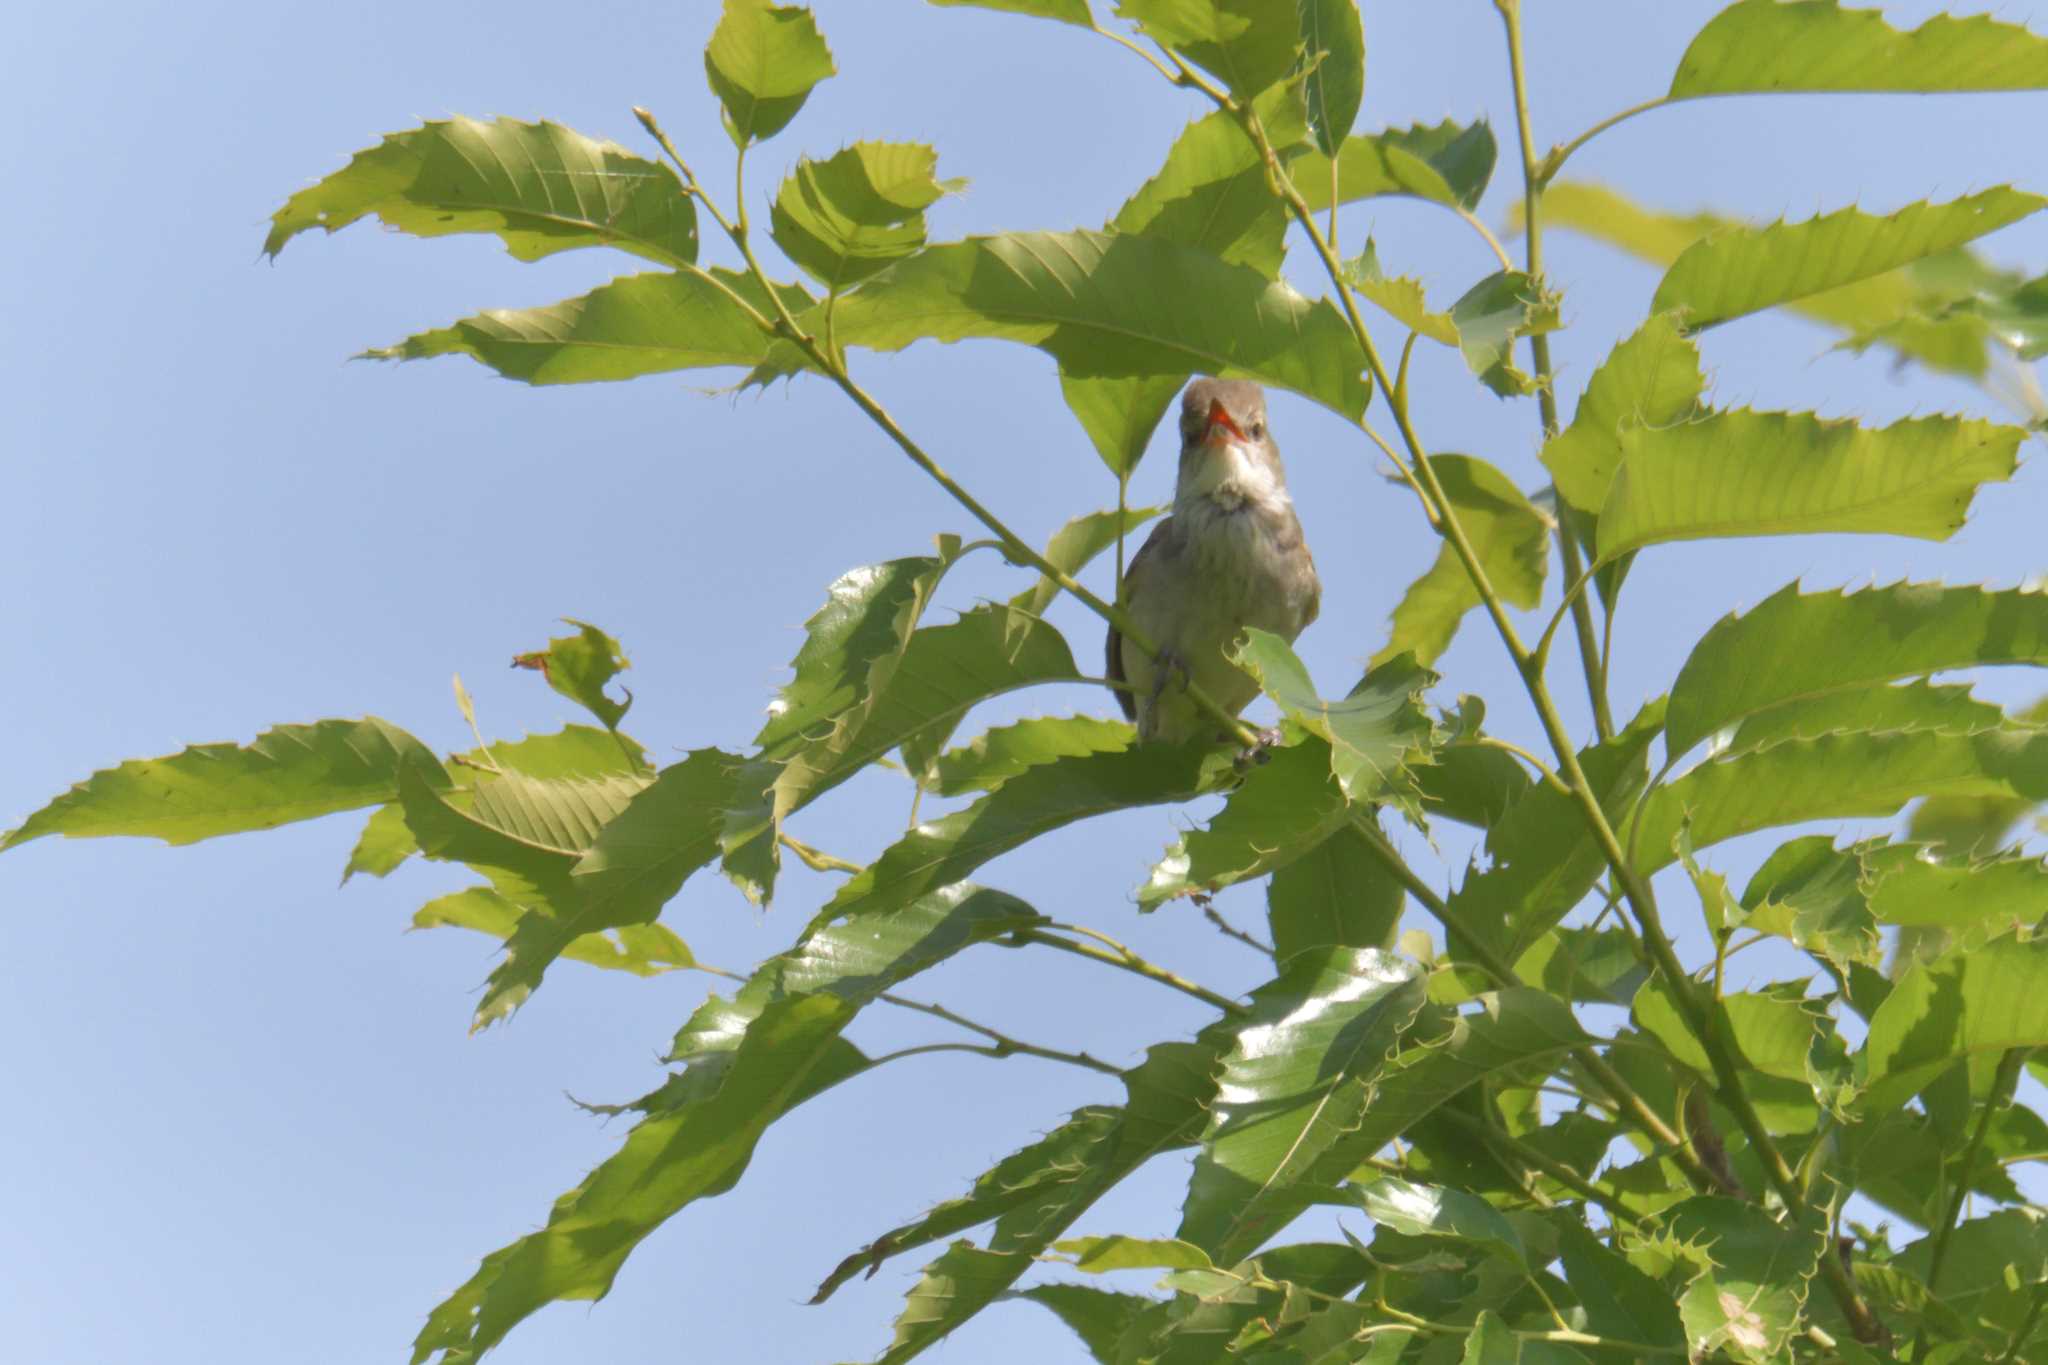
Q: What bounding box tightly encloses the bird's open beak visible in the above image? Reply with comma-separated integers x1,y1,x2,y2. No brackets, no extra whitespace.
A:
1202,398,1246,446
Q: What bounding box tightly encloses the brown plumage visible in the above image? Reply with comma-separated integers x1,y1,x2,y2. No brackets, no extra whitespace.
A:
1106,378,1320,743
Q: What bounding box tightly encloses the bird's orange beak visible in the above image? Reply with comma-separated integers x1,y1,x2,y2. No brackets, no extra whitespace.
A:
1203,398,1246,445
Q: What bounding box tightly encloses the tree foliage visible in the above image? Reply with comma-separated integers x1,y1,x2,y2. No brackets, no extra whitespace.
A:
13,1,2048,1361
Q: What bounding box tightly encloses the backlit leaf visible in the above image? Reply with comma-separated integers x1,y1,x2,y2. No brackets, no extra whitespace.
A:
824,230,1371,419
929,0,1094,25
1297,0,1364,156
1596,410,2020,563
413,886,693,977
1541,313,1704,517
263,117,697,267
1231,633,1436,809
704,0,836,145
4,718,445,851
1670,0,2048,98
1666,582,2048,760
366,268,808,383
511,619,633,730
1113,84,1308,277
1010,504,1165,621
1653,190,2046,332
1376,454,1549,667
1294,118,1497,212
771,141,960,290
1117,0,1301,97
1449,271,1560,397
1340,238,1458,345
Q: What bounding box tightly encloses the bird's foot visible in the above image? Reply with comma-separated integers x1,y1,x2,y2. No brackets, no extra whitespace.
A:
1232,726,1285,771
1147,649,1191,710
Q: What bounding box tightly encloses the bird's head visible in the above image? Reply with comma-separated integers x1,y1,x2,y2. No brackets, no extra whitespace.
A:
1174,378,1287,510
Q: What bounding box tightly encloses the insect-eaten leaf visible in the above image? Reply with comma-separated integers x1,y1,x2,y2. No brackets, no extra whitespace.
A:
511,619,633,730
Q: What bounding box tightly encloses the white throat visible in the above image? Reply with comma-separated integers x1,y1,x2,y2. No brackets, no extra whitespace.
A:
1177,439,1287,513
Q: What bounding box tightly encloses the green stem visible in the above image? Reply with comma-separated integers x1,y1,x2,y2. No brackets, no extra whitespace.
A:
1930,1048,2026,1291
1020,924,1247,1017
1495,3,1613,743
874,992,1123,1076
1542,95,1675,184
1998,1282,2048,1363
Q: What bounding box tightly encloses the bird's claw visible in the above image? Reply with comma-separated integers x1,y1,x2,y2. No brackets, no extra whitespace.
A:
1233,726,1285,771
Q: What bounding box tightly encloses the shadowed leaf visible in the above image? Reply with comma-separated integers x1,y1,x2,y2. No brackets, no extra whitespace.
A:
1295,118,1497,212
930,716,1135,796
1140,735,1349,907
1231,633,1437,811
1267,823,1405,961
1450,271,1560,397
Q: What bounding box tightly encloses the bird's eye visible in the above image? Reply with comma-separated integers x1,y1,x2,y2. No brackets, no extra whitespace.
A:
1250,422,1265,439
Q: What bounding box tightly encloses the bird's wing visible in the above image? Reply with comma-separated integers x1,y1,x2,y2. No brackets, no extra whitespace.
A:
1105,516,1179,722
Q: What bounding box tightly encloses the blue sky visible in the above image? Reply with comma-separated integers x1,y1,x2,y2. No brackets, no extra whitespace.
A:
5,2,2047,1362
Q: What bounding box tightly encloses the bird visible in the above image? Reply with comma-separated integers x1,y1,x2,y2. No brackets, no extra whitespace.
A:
1106,378,1321,744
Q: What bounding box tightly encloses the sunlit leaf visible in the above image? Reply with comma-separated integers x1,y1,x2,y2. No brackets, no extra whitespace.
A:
413,886,693,977
1139,735,1349,906
1633,727,2048,878
929,0,1094,25
1297,0,1364,156
1352,1176,1526,1269
1117,0,1301,97
415,882,1028,1365
823,230,1371,419
1863,841,2048,931
1666,582,2048,760
366,268,810,383
1231,633,1436,810
1541,313,1704,517
1113,83,1307,277
1340,238,1458,345
342,802,415,881
1376,455,1549,666
771,141,961,290
1862,935,2048,1113
823,743,1233,923
3,718,445,851
510,619,633,729
1294,118,1497,212
1740,837,1882,973
263,117,697,267
1056,1235,1216,1273
1449,271,1561,397
1723,679,2004,758
1670,0,2048,99
704,0,836,145
929,716,1135,796
1010,504,1165,621
1596,410,2021,563
1180,948,1428,1262
1653,190,2045,332
1650,1197,1825,1364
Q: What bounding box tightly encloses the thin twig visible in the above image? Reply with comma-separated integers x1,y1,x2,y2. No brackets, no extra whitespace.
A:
1022,923,1246,1016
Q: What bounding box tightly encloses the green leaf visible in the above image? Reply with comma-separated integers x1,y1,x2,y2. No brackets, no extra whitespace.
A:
810,1109,1124,1303
1449,271,1560,397
1667,582,2048,761
1633,727,2048,878
1266,822,1405,961
1670,0,2048,98
1541,313,1704,517
1297,0,1364,156
929,715,1135,796
1860,934,2048,1112
1056,1235,1216,1273
1375,455,1549,667
1231,633,1437,809
1339,238,1458,345
1294,118,1497,212
1059,373,1186,477
1653,1197,1826,1364
1016,1284,1155,1364
1113,84,1308,277
770,141,960,290
1724,679,2004,758
263,117,697,267
1139,735,1349,906
1634,980,1820,1086
1353,1176,1526,1269
1444,700,1664,958
341,802,415,882
1010,504,1165,621
703,0,836,145
1179,948,1428,1262
1892,1211,2048,1348
510,619,633,729
1740,837,1881,973
414,882,1026,1365
1556,1222,1685,1353
865,1040,1227,1363
413,886,693,977
1596,409,2021,563
822,229,1371,420
1509,926,1649,1006
1864,841,2048,930
3,717,445,851
822,743,1232,923
1116,0,1301,96
1653,189,2046,332
929,0,1094,25
366,268,806,383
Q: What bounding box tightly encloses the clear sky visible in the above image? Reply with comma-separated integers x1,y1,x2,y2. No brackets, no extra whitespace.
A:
5,2,2047,1362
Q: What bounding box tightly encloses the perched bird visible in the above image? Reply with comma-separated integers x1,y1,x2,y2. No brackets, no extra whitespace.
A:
1107,378,1321,743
